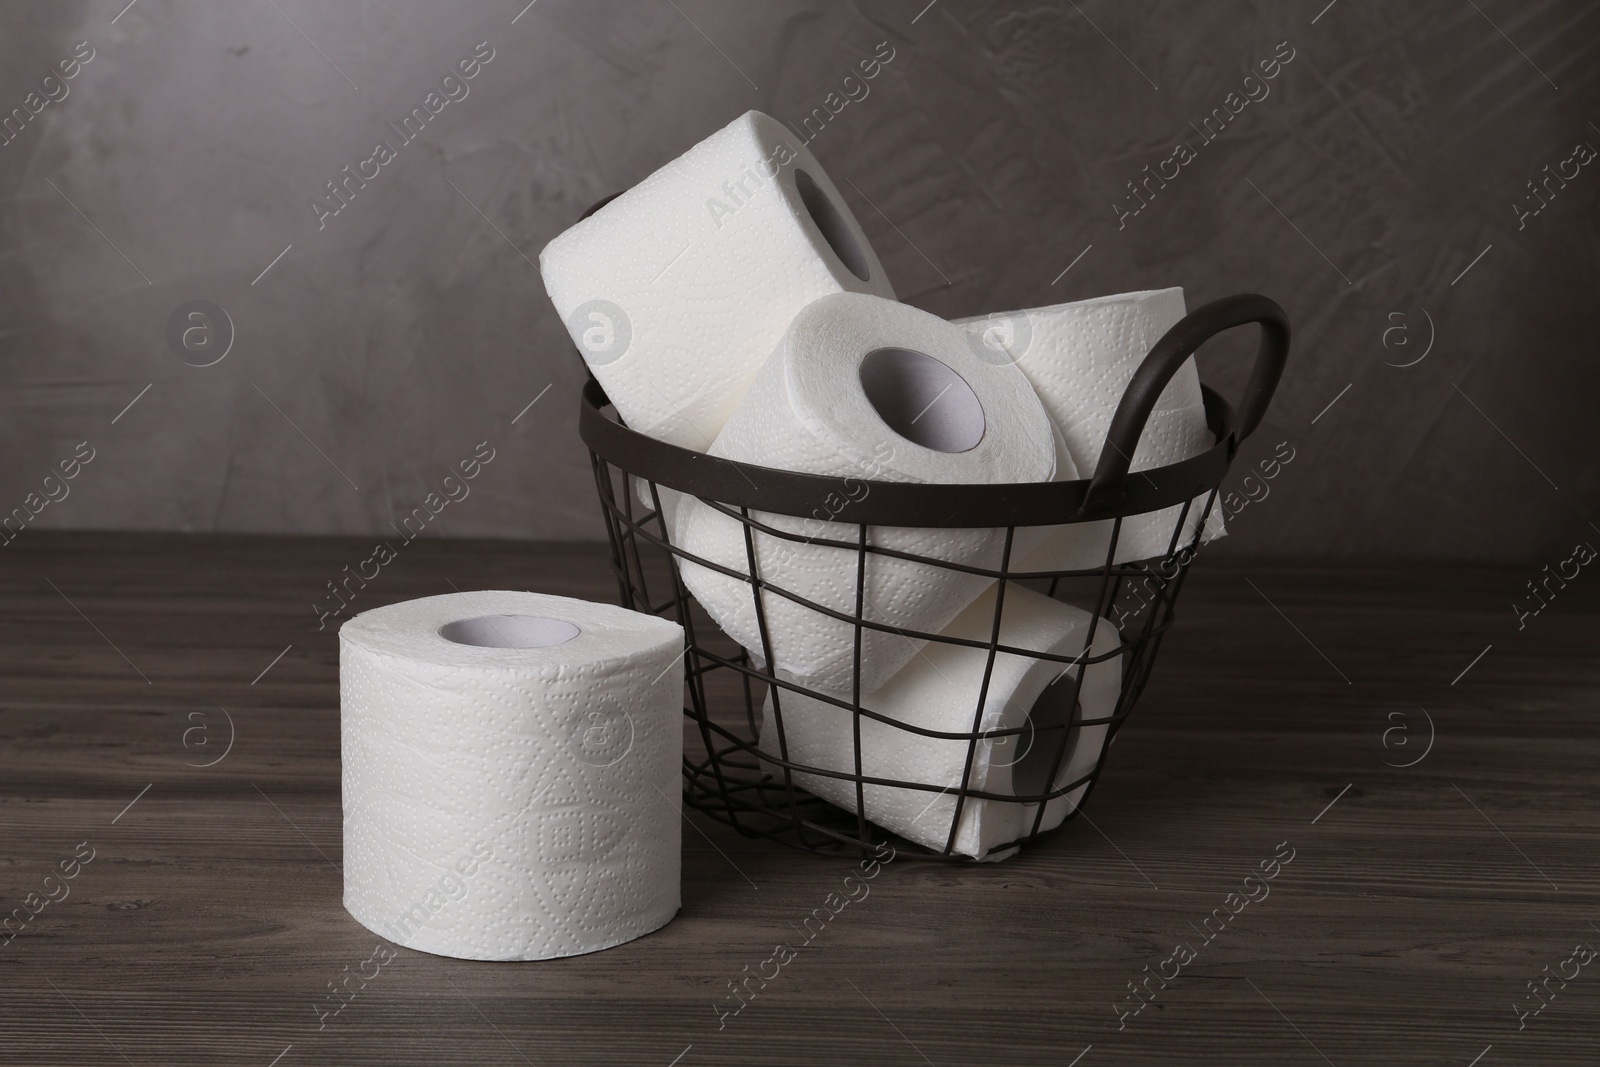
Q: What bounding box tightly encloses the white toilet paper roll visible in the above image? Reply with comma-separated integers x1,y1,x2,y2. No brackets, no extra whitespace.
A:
541,110,895,450
958,289,1224,567
340,591,684,961
761,584,1122,860
672,292,1062,695
630,476,681,531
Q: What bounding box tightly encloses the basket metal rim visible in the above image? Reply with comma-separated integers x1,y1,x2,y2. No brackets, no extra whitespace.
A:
578,377,1238,527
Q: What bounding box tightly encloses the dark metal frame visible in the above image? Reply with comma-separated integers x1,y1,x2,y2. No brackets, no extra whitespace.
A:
580,294,1290,860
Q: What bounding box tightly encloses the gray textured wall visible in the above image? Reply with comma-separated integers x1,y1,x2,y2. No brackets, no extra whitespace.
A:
1,0,1596,559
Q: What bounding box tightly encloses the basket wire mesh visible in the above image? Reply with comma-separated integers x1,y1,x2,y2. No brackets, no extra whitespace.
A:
579,294,1290,861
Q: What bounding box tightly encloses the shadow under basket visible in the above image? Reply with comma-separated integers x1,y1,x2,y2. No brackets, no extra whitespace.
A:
580,294,1290,861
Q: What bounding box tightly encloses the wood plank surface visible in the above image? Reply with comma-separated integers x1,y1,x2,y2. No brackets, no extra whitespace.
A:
1,532,1596,1066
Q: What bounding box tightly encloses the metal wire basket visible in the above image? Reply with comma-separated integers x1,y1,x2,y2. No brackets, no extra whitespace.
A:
579,294,1290,861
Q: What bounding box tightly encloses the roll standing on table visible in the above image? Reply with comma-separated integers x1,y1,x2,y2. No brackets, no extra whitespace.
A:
340,591,683,961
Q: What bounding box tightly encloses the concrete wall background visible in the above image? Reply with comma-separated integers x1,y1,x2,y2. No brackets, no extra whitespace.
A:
1,0,1596,559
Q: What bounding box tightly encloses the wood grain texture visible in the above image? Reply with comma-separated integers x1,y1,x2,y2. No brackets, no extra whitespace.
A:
1,533,1596,1066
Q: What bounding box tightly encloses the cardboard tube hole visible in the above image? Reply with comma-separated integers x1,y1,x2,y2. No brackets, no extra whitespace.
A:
859,347,986,452
440,615,582,649
1011,673,1084,799
795,168,871,282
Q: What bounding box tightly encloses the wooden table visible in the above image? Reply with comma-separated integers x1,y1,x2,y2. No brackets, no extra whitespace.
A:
2,532,1595,1065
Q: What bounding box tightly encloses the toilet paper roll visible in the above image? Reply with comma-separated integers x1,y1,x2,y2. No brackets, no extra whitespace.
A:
761,584,1122,860
630,476,681,531
541,110,895,450
958,289,1224,567
340,591,684,961
672,292,1062,694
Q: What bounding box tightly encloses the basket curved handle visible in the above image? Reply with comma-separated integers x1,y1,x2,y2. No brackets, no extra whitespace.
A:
1080,293,1290,515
